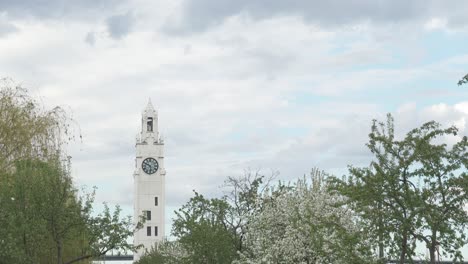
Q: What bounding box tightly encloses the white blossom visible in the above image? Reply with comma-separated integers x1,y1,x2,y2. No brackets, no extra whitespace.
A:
235,169,376,264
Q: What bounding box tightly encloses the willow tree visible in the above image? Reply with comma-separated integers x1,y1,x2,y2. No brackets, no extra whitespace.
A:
0,79,138,264
0,79,72,172
0,78,75,262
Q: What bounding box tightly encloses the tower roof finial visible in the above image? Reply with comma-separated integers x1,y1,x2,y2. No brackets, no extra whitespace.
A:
145,98,155,111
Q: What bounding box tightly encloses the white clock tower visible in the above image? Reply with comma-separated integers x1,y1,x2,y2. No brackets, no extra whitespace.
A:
133,100,165,261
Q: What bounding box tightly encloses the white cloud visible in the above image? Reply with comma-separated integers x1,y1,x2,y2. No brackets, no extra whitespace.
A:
455,102,468,115
1,1,468,246
424,17,448,31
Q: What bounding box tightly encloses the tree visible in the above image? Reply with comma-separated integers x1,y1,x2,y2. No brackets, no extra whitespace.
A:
0,79,140,264
171,192,238,264
150,171,273,264
334,115,420,263
0,78,72,172
64,203,138,264
407,120,467,262
1,154,139,264
160,169,375,264
32,157,138,264
0,79,81,263
135,239,187,264
0,159,55,263
236,168,376,264
222,170,275,252
458,73,468,86
333,114,468,263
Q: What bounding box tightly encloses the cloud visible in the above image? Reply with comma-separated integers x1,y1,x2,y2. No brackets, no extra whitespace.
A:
0,22,17,37
85,31,97,45
0,23,15,36
0,0,140,43
106,12,135,39
0,12,17,37
1,1,468,243
165,0,468,34
0,0,124,20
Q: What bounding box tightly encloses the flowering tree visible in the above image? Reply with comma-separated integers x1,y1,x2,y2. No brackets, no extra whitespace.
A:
236,168,377,264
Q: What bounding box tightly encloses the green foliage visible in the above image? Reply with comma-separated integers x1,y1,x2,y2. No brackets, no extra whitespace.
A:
333,114,468,264
135,239,187,264
0,79,138,264
0,78,74,172
85,204,136,257
137,171,271,263
0,78,81,263
458,73,468,86
0,157,89,263
172,192,238,264
407,120,468,262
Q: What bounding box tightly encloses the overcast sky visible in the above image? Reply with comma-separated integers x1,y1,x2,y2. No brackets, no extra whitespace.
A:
1,0,467,255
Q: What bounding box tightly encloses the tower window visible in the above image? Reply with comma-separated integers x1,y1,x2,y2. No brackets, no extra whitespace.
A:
145,210,151,221
155,196,158,206
147,117,153,132
155,226,158,236
147,226,151,236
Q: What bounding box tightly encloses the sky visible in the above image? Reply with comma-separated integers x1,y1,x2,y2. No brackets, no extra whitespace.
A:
1,0,468,259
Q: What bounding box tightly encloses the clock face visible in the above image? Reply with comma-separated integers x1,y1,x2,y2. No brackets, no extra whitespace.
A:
142,157,159,174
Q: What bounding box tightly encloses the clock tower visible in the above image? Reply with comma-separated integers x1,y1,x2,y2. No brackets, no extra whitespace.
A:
133,100,165,261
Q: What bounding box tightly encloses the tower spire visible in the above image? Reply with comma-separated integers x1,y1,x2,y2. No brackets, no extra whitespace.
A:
145,98,155,112
139,98,159,143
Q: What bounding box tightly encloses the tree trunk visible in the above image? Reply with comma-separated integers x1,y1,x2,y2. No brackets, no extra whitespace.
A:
57,239,63,264
378,202,384,260
429,234,438,264
399,231,408,264
429,243,436,264
64,254,93,264
378,235,384,260
23,231,30,258
379,234,385,259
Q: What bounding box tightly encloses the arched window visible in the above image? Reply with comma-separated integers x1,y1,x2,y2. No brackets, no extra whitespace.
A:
147,117,153,132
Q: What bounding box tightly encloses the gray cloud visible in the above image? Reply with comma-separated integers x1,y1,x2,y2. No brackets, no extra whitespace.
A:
0,0,138,42
165,0,468,34
0,0,124,20
0,20,17,36
85,31,97,45
106,12,135,39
